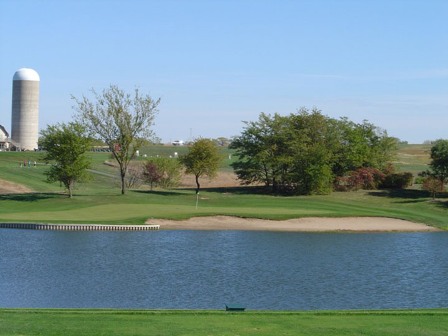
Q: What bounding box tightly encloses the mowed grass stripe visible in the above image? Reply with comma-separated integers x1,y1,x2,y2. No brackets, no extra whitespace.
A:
0,309,447,336
0,203,332,223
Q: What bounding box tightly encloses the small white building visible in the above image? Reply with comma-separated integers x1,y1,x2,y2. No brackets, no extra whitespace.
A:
0,125,10,150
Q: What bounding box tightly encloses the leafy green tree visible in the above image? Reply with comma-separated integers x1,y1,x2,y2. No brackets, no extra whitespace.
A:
231,109,338,194
287,109,338,194
39,122,91,198
230,108,397,195
429,139,448,184
230,112,289,191
332,118,397,177
179,138,222,194
72,85,160,194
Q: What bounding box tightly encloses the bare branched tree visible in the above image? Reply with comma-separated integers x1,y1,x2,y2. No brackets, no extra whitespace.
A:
72,85,160,194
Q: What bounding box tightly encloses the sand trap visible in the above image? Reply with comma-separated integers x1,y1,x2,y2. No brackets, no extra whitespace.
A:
146,216,440,232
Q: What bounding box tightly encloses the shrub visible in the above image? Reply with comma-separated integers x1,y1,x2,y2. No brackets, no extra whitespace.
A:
422,176,445,199
414,176,425,184
125,166,145,189
142,157,181,189
142,161,162,190
380,172,414,189
334,167,385,191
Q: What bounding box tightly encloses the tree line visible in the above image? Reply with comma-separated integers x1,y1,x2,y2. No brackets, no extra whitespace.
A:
38,85,447,198
39,85,222,197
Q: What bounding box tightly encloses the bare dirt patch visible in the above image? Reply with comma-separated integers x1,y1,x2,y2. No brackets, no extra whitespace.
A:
0,179,33,194
106,160,241,189
179,171,240,188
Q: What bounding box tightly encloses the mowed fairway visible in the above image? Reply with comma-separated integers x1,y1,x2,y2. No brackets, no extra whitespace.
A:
0,309,447,336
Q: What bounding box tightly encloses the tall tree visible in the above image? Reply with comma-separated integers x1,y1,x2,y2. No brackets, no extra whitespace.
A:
332,118,397,177
230,108,397,195
179,138,222,194
287,108,338,194
72,85,160,194
231,109,337,194
429,139,448,184
39,122,91,198
230,112,288,190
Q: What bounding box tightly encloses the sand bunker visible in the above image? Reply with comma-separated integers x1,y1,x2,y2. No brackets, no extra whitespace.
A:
146,215,439,232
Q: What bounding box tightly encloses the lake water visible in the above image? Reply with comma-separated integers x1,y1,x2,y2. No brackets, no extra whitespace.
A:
1,229,447,310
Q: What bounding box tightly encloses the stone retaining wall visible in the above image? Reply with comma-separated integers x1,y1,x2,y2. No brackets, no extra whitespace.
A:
0,223,160,231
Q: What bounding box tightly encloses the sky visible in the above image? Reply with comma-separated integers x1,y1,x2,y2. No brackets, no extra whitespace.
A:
0,0,447,144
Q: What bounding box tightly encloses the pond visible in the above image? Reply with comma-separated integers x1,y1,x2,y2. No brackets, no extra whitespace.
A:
1,229,447,310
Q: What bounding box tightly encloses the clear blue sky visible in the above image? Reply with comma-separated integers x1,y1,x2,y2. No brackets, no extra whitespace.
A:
1,0,447,144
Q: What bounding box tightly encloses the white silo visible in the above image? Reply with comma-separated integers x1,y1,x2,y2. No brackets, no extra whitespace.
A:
11,68,40,150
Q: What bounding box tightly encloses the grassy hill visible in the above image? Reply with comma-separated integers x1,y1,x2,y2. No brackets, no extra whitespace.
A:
393,143,431,175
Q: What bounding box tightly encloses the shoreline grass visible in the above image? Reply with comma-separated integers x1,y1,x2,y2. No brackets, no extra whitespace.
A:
0,188,447,229
1,308,447,336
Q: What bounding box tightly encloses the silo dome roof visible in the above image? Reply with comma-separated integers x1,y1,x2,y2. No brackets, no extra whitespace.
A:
13,68,40,81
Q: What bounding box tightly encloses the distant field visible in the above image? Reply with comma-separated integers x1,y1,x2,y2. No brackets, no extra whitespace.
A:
1,309,447,336
393,143,431,175
0,144,447,229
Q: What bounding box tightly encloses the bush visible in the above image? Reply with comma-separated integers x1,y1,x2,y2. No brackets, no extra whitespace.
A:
334,167,385,191
414,176,425,184
142,157,181,189
125,166,144,189
380,172,414,189
422,176,445,199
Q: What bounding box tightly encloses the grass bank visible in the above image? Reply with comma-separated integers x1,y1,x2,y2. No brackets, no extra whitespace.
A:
1,309,447,336
0,187,447,229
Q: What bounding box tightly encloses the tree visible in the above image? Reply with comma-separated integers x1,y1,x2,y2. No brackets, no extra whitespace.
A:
332,118,397,177
287,109,339,194
429,139,448,184
422,176,445,200
229,112,282,189
142,161,163,190
142,157,181,190
179,138,222,194
230,108,398,195
230,109,338,194
39,122,91,198
72,85,160,194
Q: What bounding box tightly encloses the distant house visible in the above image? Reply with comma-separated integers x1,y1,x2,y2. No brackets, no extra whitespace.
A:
0,125,10,150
